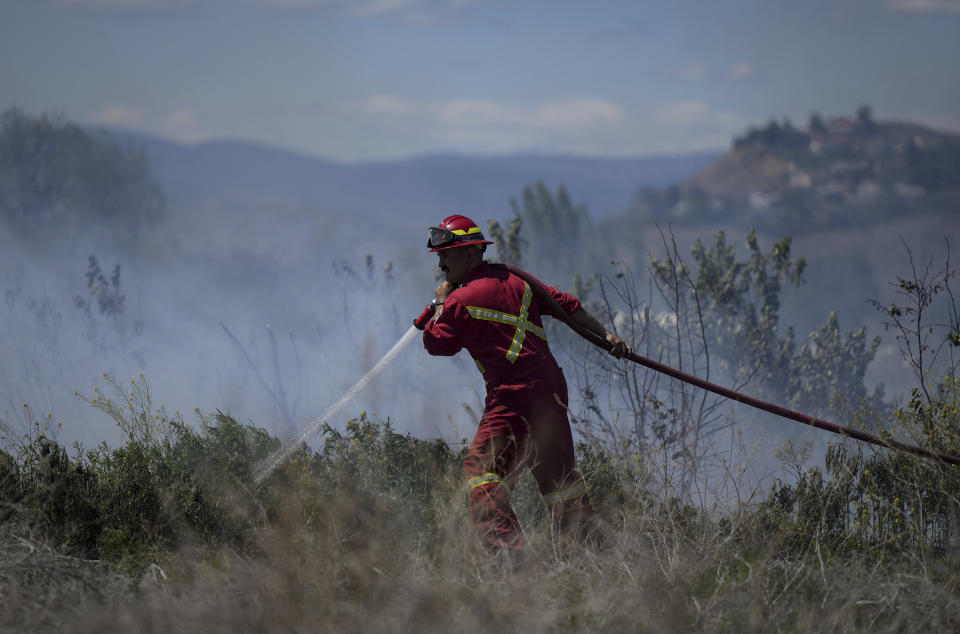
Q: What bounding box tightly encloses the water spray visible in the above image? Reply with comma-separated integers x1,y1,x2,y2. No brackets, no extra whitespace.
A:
255,324,421,483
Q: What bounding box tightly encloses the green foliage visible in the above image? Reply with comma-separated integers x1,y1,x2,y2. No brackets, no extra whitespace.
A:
486,212,526,268
809,111,827,136
575,441,628,518
653,229,880,414
869,240,959,403
294,413,459,546
761,377,960,559
0,108,165,249
73,254,145,351
734,117,811,153
8,415,102,554
0,378,278,573
490,181,598,283
76,254,126,319
0,376,468,575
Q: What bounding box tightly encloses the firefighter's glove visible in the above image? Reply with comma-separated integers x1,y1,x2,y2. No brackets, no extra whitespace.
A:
434,281,455,303
606,333,631,359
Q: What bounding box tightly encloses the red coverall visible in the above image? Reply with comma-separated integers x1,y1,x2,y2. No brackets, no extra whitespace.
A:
423,261,593,550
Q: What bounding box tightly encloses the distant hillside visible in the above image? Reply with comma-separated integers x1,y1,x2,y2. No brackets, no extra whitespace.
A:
619,110,960,234
695,112,960,195
103,129,720,230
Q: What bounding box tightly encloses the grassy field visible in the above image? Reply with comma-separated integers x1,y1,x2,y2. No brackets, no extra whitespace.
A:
2,375,959,632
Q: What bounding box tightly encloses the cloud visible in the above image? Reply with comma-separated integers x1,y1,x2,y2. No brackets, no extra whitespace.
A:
676,62,756,83
344,95,741,155
345,96,626,153
346,0,419,16
651,100,742,129
534,100,622,127
352,95,420,115
162,108,204,139
728,61,754,80
235,0,486,16
646,100,747,150
57,0,490,14
351,96,622,128
236,0,355,8
886,0,960,12
677,63,707,81
89,105,210,142
91,105,148,127
56,0,194,10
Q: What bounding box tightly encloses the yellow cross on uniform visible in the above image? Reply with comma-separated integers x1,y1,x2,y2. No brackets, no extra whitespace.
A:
466,282,547,363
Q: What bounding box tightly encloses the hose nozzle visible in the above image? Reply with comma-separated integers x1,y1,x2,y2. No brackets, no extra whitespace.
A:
413,299,439,330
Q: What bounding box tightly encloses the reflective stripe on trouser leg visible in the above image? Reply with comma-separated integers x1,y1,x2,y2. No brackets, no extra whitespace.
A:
467,472,502,490
466,471,522,550
543,477,587,505
464,406,527,551
542,473,594,541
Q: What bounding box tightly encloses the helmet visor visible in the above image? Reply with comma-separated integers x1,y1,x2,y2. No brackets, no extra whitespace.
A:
427,226,456,249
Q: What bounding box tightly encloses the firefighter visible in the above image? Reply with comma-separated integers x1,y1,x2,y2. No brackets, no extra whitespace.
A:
421,214,630,552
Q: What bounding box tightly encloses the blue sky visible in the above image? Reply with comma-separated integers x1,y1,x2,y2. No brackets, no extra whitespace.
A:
3,0,959,161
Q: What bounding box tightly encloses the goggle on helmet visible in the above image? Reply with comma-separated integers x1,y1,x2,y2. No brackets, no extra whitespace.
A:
426,214,494,252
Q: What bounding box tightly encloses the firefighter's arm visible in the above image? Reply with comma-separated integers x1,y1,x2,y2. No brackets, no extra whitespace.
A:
569,307,631,359
422,292,466,356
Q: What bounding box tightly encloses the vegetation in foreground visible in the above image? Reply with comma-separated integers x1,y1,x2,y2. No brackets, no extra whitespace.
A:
1,372,959,633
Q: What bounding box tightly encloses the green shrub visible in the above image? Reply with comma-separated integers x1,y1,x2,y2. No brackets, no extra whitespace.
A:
761,378,960,558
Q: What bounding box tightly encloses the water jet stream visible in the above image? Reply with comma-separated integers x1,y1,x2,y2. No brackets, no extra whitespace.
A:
256,325,420,483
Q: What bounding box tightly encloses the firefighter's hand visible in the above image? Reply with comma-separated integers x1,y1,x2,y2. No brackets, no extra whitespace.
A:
435,281,455,303
606,332,631,359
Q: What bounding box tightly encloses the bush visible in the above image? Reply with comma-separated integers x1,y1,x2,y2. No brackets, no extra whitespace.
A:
762,378,960,558
3,372,960,631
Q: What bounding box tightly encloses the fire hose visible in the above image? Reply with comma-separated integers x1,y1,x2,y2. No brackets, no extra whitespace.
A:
415,263,960,467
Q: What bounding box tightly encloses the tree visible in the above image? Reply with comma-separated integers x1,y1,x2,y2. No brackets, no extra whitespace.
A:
808,111,827,136
0,108,165,251
492,181,597,283
569,228,883,488
667,229,880,414
869,239,959,403
486,212,526,268
855,104,876,133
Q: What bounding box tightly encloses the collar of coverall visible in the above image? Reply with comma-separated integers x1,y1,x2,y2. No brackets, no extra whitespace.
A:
456,259,490,289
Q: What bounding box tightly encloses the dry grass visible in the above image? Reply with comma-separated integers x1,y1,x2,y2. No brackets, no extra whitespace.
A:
0,522,128,631
3,397,959,632
3,470,958,634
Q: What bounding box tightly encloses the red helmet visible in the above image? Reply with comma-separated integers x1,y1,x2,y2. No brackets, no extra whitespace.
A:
427,214,494,252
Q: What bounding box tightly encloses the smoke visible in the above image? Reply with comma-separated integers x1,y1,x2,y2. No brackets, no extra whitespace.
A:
0,185,482,454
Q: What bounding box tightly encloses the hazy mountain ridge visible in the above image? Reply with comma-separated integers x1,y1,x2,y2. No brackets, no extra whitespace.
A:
102,128,721,230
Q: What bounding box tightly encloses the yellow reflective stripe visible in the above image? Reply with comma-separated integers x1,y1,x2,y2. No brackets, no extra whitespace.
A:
505,284,533,363
468,473,502,489
464,282,548,364
466,306,521,327
543,480,587,505
451,227,483,236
